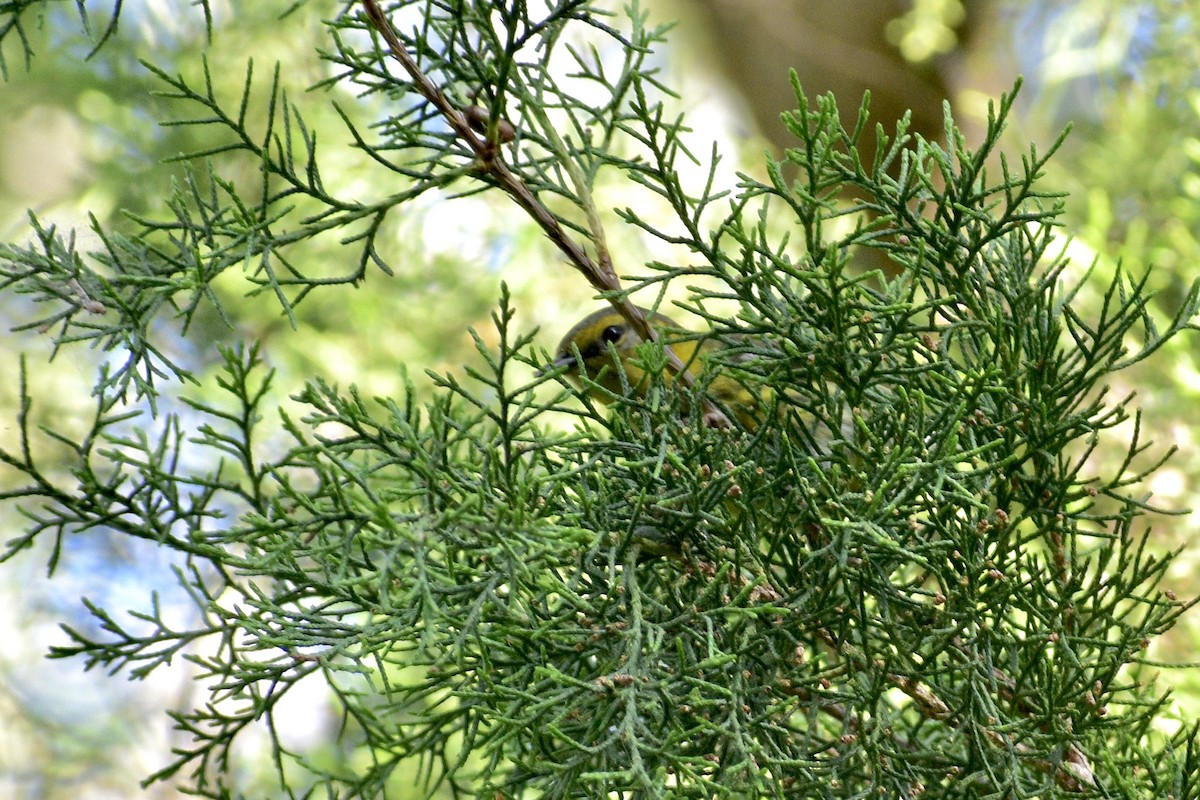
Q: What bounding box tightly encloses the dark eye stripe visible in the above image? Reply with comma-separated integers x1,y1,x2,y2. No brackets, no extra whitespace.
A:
579,342,603,359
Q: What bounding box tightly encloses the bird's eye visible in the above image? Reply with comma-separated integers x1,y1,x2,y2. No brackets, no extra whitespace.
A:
600,324,624,344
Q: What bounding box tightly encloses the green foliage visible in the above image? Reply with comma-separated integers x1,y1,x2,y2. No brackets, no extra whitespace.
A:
1,1,1199,798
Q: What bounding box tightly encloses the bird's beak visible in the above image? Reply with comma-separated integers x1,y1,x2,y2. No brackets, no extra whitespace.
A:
535,353,578,379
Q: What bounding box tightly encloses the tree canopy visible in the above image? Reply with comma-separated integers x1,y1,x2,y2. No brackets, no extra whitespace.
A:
1,2,1199,798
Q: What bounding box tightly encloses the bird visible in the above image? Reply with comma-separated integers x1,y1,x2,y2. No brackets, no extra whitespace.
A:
543,305,765,429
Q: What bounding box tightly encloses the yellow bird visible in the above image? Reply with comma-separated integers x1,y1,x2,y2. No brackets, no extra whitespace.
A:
544,306,764,429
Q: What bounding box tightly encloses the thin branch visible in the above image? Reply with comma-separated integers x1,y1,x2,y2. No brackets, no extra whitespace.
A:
356,0,729,426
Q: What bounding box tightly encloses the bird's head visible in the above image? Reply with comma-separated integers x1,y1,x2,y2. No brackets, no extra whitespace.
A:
546,306,683,399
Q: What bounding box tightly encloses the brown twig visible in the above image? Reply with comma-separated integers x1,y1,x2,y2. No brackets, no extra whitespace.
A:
356,0,731,427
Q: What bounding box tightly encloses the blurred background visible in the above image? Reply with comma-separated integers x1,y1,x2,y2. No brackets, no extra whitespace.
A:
1,1,1198,796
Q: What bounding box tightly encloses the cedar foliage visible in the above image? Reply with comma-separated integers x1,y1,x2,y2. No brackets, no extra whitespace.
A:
1,1,1198,798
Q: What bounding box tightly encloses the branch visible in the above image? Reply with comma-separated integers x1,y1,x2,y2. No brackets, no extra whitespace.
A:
356,0,730,427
